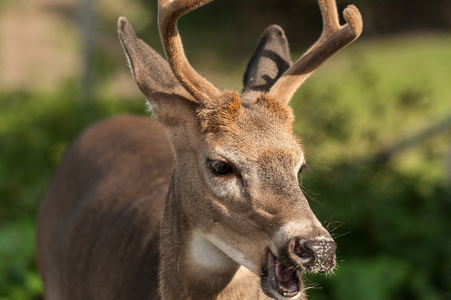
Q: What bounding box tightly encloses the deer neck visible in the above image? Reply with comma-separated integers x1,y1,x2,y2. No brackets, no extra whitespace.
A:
158,171,266,300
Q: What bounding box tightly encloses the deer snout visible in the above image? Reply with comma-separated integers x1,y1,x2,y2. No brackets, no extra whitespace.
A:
292,238,337,273
262,235,336,298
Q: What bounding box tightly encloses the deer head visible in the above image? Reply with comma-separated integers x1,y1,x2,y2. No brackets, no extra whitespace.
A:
118,0,362,299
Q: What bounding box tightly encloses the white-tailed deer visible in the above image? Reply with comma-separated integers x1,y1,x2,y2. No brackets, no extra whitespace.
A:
37,0,362,299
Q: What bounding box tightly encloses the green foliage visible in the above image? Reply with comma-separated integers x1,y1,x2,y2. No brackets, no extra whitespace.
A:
0,222,41,300
1,36,450,299
292,35,451,300
0,83,144,223
0,84,144,299
292,35,451,174
303,166,451,300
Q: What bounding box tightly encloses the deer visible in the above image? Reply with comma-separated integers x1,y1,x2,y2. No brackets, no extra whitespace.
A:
36,0,362,299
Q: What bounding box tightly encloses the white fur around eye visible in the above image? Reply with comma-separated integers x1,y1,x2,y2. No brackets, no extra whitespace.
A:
207,174,244,199
203,153,245,199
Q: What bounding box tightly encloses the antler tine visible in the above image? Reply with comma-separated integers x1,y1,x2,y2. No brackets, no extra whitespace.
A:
158,0,221,104
268,0,363,105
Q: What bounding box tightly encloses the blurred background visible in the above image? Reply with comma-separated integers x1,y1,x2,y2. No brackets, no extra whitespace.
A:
1,0,450,299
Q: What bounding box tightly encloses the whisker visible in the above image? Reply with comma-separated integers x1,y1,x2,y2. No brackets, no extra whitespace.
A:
300,183,325,207
331,231,350,240
302,277,322,291
324,219,344,233
303,147,342,174
322,217,350,239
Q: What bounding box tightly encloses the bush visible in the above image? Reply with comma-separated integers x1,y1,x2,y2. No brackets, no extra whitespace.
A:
0,83,144,299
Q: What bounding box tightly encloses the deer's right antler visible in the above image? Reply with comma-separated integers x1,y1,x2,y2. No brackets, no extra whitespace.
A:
268,0,363,105
158,0,221,105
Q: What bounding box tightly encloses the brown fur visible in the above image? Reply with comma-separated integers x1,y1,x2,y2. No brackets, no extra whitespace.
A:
256,93,295,131
197,91,242,133
37,116,172,299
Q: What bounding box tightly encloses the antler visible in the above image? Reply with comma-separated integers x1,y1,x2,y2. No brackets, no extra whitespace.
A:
268,0,363,105
158,0,220,104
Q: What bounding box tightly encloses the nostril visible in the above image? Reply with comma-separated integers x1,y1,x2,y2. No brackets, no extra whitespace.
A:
294,239,337,272
294,240,314,260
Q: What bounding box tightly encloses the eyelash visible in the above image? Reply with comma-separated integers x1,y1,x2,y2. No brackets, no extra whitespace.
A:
207,159,234,176
298,164,311,175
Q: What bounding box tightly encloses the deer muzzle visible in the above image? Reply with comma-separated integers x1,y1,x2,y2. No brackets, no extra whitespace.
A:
262,237,336,299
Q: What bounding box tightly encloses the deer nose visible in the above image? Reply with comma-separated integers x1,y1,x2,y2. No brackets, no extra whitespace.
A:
294,239,337,273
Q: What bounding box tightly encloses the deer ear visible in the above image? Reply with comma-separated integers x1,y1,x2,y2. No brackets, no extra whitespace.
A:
118,17,196,109
241,25,292,99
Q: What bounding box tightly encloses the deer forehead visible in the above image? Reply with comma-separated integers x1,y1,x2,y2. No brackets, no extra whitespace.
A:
197,91,303,164
202,122,304,167
197,91,295,134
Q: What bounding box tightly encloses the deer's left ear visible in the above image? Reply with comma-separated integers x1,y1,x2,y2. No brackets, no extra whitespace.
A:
118,17,195,105
118,17,200,126
241,25,292,100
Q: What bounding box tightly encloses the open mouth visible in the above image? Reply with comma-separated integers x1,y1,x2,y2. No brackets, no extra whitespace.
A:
265,251,301,298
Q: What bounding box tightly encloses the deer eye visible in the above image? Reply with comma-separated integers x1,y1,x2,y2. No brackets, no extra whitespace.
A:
208,159,234,176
